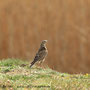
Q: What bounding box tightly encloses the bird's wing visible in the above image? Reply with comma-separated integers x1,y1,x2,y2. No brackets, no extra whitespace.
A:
30,46,47,68
34,49,46,61
33,47,45,60
30,53,40,68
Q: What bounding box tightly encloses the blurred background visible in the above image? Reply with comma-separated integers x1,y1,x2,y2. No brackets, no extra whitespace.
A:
0,0,90,74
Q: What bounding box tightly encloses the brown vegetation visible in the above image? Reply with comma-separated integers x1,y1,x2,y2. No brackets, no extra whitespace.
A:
0,0,90,73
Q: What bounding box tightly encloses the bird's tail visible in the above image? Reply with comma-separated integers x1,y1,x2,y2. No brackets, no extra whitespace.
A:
30,60,36,68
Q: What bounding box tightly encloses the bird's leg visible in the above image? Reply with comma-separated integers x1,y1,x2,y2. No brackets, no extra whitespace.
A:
36,61,42,69
40,61,43,68
40,59,45,68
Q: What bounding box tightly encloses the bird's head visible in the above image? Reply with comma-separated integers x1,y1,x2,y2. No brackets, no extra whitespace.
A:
40,40,47,47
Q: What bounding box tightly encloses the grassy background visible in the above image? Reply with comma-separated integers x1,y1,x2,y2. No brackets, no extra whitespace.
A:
0,59,90,90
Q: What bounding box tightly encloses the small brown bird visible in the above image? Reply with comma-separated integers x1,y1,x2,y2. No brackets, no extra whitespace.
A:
30,40,48,68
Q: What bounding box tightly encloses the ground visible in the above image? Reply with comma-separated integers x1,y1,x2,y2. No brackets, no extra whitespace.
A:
0,59,90,90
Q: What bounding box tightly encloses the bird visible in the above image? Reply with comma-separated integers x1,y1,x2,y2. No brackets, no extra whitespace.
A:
30,40,48,68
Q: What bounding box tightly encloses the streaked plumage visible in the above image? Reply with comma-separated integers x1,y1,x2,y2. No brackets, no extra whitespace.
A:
30,40,48,68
